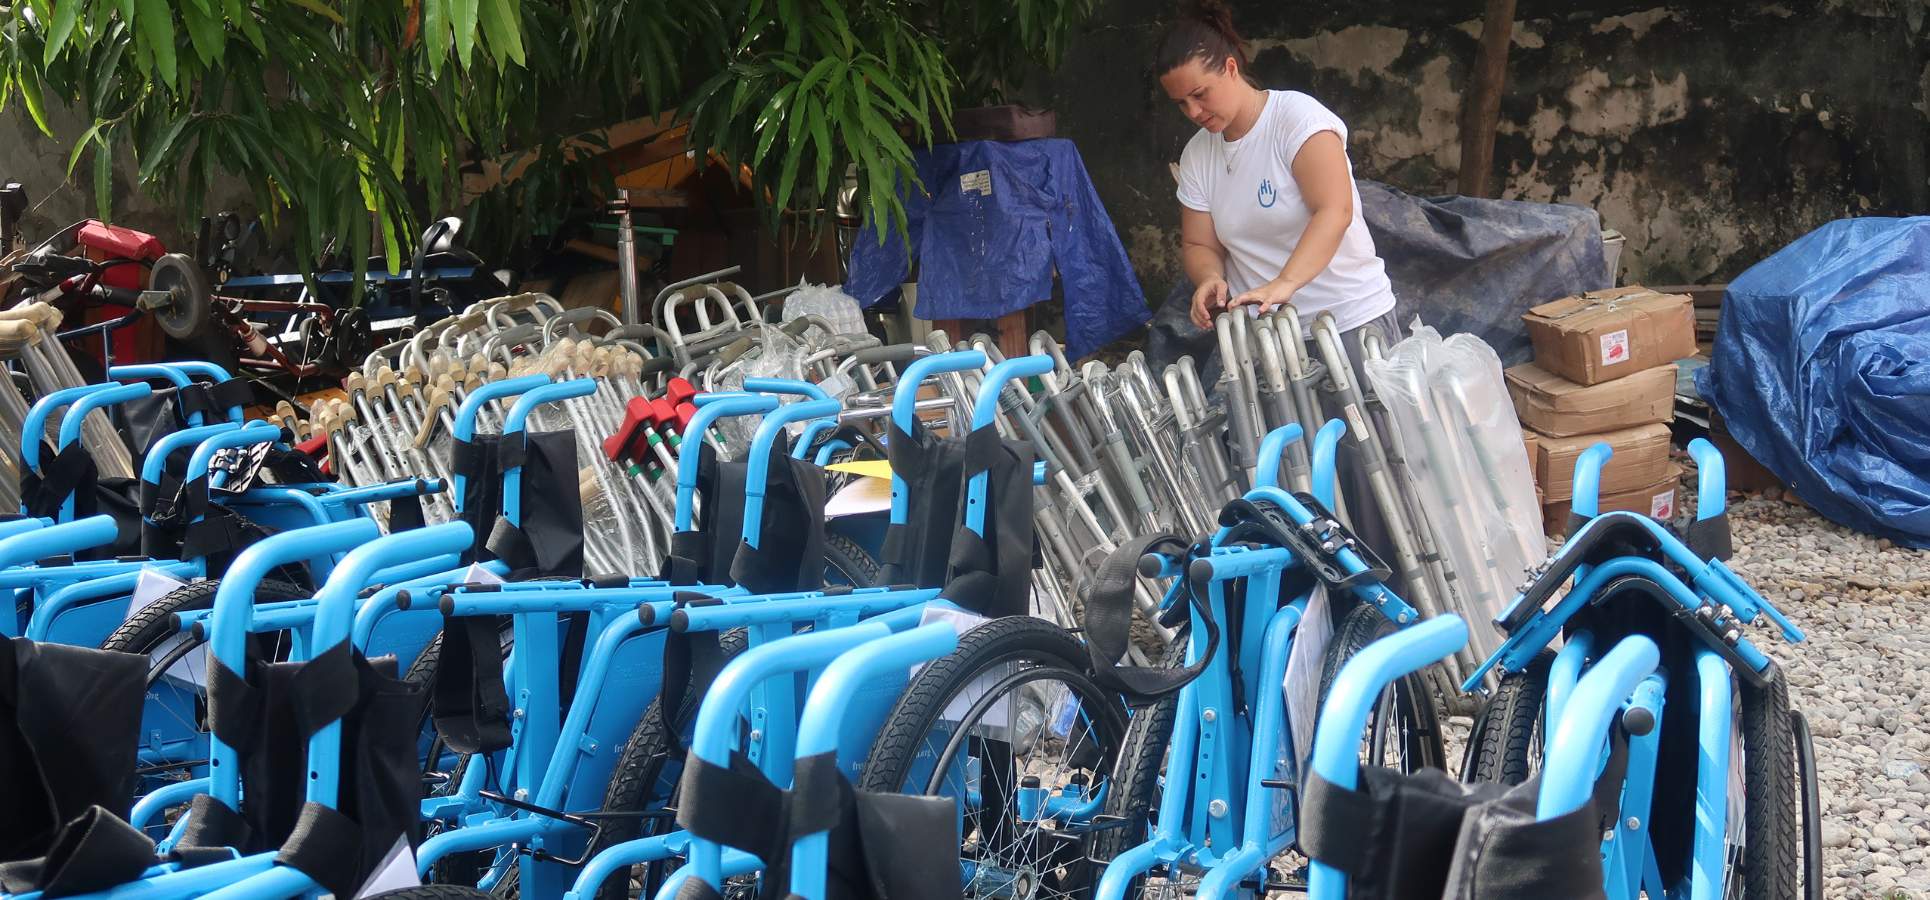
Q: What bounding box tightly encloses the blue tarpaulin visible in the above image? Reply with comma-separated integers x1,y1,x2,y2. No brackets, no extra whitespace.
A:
1697,216,1930,547
844,139,1148,359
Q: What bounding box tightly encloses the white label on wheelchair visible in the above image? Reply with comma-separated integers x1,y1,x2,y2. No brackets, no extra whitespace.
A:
1283,584,1333,775
460,563,505,586
129,567,207,689
353,834,421,897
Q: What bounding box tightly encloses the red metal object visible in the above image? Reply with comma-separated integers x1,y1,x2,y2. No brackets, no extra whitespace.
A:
71,221,167,367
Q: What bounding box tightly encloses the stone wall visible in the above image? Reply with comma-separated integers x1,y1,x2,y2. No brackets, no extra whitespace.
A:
1040,0,1930,298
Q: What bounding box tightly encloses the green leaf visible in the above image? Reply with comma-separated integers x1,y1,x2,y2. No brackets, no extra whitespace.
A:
66,122,106,178
14,62,54,136
179,0,226,68
93,137,113,223
134,0,176,87
796,56,838,99
378,199,402,275
139,114,193,182
283,0,345,26
774,128,804,213
477,0,524,67
810,111,832,195
857,62,917,116
222,0,266,53
43,0,81,66
421,0,449,75
115,0,135,25
449,0,478,69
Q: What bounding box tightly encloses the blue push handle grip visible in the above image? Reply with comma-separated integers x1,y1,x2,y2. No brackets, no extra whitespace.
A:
311,522,473,649
23,385,109,468
743,377,830,402
971,355,1050,430
676,394,782,532
504,378,597,434
144,423,242,486
742,399,843,547
891,351,987,433
1687,437,1725,520
168,361,234,383
187,421,281,484
794,419,839,459
110,364,194,388
1311,419,1347,510
1571,443,1614,519
1254,424,1306,491
1307,614,1469,900
1535,636,1661,820
0,515,118,568
454,374,552,440
56,383,150,451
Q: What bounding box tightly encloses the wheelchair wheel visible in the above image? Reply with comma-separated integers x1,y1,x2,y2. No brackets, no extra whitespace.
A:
101,578,311,783
1086,635,1187,899
1735,672,1800,900
1313,604,1447,775
579,628,751,900
1463,650,1554,784
824,531,883,588
859,616,1132,900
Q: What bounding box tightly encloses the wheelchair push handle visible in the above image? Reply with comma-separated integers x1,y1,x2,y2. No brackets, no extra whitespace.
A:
504,378,596,434
1571,442,1614,520
1535,635,1661,820
674,393,783,531
742,377,831,402
453,373,552,440
1253,423,1306,491
1311,418,1347,510
0,514,118,568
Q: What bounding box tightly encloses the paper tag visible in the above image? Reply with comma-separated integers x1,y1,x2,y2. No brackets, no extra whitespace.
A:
460,563,505,586
126,567,190,624
960,170,993,196
825,476,893,519
1599,329,1630,366
353,834,422,898
1649,488,1676,520
1284,585,1333,772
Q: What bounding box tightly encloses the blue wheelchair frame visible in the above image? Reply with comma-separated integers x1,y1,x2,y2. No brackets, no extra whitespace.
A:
1459,438,1806,900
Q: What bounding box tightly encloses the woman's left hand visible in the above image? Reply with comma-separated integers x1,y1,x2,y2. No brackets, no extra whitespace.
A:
1229,278,1300,313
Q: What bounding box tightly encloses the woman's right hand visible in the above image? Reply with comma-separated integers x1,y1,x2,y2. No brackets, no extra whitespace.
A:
1190,277,1229,329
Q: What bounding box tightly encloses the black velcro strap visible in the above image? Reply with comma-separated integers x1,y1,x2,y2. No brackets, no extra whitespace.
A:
484,517,538,574
388,491,426,533
1082,535,1220,705
286,641,361,741
675,751,789,865
1685,514,1733,561
178,380,253,421
1301,765,1488,899
171,793,255,862
450,438,488,481
495,432,529,473
206,654,264,755
21,442,97,520
0,805,156,896
180,508,270,563
430,614,512,755
664,530,707,585
788,752,848,839
654,608,731,754
274,801,364,899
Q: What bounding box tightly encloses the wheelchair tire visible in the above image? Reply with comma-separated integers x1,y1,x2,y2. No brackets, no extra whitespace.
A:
99,578,310,656
1086,634,1187,899
1313,604,1447,775
1463,650,1554,785
577,627,751,900
859,615,1132,900
824,530,882,587
1739,671,1800,900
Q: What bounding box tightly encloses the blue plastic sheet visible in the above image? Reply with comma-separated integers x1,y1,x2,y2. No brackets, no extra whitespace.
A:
1697,216,1930,547
844,139,1148,359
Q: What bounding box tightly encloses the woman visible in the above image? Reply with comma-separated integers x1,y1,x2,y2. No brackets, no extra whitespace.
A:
1157,0,1406,575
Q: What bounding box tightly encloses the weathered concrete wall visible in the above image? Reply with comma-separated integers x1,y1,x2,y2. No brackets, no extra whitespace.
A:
4,103,253,249
1041,0,1930,297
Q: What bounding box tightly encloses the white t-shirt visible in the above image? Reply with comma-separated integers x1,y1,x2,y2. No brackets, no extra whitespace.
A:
1177,90,1395,333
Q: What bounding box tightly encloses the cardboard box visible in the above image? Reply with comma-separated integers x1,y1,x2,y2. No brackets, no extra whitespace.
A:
1532,423,1673,502
1522,429,1540,489
1543,462,1683,537
1522,286,1697,385
1506,362,1676,437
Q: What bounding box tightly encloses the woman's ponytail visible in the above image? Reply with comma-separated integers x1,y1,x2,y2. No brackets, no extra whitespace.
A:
1156,0,1249,77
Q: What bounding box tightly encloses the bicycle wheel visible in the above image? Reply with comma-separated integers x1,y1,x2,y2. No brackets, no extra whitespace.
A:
860,616,1132,900
101,578,311,783
1312,604,1446,775
578,628,751,900
1086,636,1186,900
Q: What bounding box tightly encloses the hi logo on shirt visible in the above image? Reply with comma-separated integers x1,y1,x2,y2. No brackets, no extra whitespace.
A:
1257,179,1277,208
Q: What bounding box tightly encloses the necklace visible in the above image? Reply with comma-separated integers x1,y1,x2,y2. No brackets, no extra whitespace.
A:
1222,92,1268,173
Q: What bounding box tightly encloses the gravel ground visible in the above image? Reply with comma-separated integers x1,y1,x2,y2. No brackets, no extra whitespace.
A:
1725,491,1930,899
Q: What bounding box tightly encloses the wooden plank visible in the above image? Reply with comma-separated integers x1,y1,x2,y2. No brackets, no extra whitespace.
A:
1457,0,1517,198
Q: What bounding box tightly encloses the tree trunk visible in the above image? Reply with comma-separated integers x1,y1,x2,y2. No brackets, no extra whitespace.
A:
1457,0,1517,199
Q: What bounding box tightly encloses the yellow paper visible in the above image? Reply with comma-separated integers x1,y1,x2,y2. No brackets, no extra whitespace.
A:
825,460,894,480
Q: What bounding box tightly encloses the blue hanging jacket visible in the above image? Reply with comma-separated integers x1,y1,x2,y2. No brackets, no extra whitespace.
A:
844,139,1148,360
